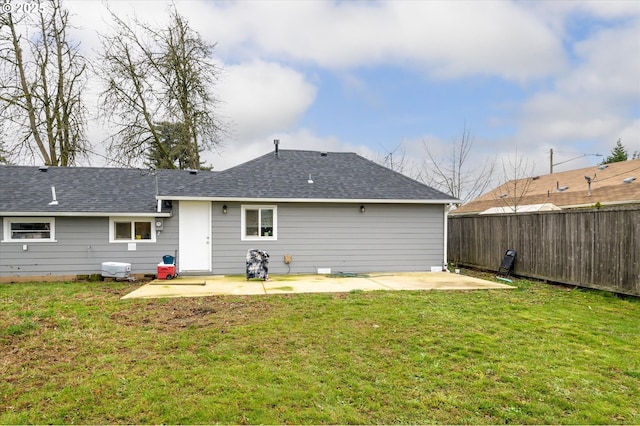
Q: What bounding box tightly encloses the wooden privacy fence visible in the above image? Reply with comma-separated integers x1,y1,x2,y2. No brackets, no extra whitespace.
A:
447,207,640,296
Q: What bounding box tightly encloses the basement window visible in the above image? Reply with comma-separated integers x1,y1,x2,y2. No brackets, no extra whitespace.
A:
109,217,156,243
2,217,56,242
241,205,277,240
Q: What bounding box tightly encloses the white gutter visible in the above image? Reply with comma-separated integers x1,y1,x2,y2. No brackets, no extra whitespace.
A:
156,195,460,204
0,211,172,217
443,203,450,271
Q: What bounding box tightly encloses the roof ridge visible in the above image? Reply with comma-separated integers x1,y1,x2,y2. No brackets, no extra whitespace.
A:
355,154,455,199
213,149,358,176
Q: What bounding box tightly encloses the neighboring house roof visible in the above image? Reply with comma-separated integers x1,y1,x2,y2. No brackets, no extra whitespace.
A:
478,203,561,215
0,165,217,216
161,150,457,203
453,159,640,215
0,150,456,215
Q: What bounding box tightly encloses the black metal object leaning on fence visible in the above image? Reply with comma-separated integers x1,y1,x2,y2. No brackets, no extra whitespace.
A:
496,249,517,283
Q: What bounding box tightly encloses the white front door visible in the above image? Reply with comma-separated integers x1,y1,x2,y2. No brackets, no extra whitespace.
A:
178,201,211,272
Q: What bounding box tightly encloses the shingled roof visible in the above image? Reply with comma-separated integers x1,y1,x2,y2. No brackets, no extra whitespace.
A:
0,165,217,215
452,159,640,215
160,150,457,202
0,150,455,214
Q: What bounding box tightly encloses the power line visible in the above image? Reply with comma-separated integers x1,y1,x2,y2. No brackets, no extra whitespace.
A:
549,149,602,174
593,165,640,182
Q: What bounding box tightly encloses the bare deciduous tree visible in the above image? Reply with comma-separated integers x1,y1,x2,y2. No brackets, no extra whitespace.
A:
0,120,9,164
0,136,10,164
422,125,496,205
0,0,88,166
97,5,224,169
376,142,423,178
495,146,535,213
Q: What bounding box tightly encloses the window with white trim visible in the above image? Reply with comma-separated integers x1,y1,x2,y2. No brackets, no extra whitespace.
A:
241,205,277,240
109,217,156,243
2,217,56,242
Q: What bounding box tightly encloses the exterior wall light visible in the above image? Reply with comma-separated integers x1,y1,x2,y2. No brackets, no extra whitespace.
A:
222,205,228,214
360,205,365,213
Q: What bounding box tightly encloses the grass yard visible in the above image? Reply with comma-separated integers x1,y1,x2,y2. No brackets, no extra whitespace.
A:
1,274,639,424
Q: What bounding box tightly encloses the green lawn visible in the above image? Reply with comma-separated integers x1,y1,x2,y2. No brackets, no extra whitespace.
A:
1,275,639,424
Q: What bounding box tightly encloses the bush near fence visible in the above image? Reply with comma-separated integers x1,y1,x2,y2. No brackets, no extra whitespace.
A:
448,206,640,297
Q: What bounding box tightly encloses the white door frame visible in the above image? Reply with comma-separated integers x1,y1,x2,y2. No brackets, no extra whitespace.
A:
178,201,211,272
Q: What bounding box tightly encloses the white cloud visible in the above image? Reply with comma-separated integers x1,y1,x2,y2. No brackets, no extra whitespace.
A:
198,1,565,81
217,61,317,142
24,0,640,181
526,0,640,23
619,119,640,153
383,1,566,81
513,17,640,161
567,22,640,104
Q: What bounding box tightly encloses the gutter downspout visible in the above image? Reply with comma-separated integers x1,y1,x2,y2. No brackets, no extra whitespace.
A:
443,203,449,272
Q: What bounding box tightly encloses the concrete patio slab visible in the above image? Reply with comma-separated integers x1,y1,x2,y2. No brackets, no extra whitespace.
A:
121,272,514,299
367,272,510,291
264,276,388,294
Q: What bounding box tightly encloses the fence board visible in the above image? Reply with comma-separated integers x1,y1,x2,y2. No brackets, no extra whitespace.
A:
448,207,640,296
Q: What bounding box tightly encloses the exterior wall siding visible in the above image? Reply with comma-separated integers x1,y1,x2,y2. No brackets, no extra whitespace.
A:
208,202,445,275
1,201,447,279
0,215,178,278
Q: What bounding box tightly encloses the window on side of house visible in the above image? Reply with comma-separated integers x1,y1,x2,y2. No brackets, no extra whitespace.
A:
2,217,56,242
109,218,156,243
241,205,277,240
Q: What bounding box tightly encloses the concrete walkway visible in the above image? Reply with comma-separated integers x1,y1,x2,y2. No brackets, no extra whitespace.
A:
121,272,514,299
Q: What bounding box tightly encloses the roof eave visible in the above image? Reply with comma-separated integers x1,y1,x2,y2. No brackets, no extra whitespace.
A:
560,199,640,209
451,199,640,215
0,211,172,217
157,195,458,204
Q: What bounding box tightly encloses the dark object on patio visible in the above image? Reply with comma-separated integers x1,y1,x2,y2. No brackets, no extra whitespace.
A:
246,249,269,281
496,249,517,282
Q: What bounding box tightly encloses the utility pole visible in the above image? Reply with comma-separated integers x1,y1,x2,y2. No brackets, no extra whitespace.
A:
549,150,602,174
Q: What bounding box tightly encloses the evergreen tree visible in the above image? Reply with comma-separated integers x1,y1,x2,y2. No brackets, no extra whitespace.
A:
146,122,210,169
146,122,189,169
601,139,628,164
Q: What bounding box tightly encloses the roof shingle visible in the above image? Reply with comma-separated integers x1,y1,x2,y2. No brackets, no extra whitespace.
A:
453,159,640,214
0,166,216,214
163,150,456,201
0,150,456,214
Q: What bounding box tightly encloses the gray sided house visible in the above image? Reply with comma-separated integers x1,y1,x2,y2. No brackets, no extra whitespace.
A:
0,149,457,281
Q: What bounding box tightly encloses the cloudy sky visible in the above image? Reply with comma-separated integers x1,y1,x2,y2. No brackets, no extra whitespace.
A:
61,0,640,185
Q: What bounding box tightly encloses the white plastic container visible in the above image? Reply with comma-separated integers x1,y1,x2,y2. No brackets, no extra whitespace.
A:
101,262,132,278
